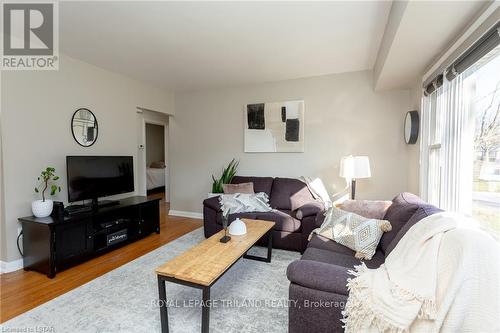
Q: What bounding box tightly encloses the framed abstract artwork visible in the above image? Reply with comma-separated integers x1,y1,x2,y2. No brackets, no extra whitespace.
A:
244,100,305,153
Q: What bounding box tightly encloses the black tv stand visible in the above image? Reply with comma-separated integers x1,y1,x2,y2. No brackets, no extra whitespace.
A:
19,196,160,278
91,199,120,209
64,199,120,216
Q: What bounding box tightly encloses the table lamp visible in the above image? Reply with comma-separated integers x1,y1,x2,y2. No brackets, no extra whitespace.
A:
339,155,371,199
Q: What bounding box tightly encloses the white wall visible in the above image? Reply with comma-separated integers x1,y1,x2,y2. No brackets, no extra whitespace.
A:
0,107,6,261
171,70,414,213
0,54,174,263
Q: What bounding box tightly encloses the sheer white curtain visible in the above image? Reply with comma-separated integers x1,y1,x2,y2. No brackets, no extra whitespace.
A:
419,93,431,200
420,73,474,213
440,74,474,212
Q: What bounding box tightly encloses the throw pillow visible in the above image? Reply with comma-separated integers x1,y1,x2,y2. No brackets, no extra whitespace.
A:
314,206,392,260
223,182,255,194
150,161,166,168
340,200,392,220
379,193,422,254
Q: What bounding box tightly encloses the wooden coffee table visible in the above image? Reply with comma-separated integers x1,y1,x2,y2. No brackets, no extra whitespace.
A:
155,219,275,333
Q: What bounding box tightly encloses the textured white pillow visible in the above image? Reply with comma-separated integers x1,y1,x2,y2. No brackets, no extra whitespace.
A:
316,206,392,260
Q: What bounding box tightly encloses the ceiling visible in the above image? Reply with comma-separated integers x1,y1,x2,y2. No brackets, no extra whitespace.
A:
374,0,490,90
60,1,391,92
59,1,489,92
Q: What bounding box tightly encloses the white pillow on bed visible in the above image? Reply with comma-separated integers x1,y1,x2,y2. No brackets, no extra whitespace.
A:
149,161,166,168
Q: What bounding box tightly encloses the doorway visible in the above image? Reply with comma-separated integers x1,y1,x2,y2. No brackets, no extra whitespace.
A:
144,120,169,202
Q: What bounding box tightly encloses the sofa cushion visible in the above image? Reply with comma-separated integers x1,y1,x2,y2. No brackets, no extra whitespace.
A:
301,246,385,269
308,234,355,256
231,176,274,196
222,210,301,233
406,203,443,224
379,192,422,254
301,247,360,268
270,177,315,211
295,202,324,219
226,212,258,223
384,204,443,256
287,260,350,295
253,210,301,233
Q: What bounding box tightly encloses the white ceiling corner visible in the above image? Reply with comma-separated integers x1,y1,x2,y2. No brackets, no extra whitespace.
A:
373,0,489,91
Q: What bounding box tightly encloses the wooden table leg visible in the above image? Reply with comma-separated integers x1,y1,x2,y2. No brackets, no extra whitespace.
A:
158,275,169,333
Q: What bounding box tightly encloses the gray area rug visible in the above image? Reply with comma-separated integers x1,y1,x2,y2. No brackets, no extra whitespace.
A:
2,228,300,333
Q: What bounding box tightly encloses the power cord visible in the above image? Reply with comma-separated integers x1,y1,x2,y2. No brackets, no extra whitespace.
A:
17,230,23,257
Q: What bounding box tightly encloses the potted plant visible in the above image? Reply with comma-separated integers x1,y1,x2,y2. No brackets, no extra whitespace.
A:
209,159,239,197
32,167,61,218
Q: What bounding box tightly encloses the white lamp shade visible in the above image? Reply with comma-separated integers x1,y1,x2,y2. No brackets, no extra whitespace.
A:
339,156,371,179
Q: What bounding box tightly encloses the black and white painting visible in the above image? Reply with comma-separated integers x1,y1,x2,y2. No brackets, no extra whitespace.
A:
244,100,304,152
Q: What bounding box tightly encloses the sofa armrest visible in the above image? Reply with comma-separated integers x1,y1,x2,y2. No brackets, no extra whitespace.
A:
287,260,350,295
295,202,324,220
203,196,222,212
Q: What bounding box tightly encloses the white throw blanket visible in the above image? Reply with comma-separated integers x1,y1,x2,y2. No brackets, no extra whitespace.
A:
298,176,332,209
218,192,272,217
342,212,500,333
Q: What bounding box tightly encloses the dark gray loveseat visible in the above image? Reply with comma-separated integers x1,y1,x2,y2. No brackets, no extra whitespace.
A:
203,176,324,252
287,192,442,332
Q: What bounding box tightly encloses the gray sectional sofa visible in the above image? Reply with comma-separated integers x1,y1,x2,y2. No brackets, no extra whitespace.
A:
203,177,442,332
203,176,325,252
287,192,442,332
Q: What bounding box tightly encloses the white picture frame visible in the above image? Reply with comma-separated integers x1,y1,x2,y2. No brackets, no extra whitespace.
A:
244,100,305,153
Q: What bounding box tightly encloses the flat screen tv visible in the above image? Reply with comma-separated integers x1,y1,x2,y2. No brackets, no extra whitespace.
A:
66,156,134,203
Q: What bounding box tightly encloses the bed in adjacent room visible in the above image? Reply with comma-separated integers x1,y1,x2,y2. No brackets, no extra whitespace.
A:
147,162,166,191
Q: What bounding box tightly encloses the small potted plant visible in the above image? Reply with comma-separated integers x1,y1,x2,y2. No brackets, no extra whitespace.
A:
209,159,239,197
32,167,61,218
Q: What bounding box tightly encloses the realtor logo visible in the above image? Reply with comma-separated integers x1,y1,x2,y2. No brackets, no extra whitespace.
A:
1,2,59,70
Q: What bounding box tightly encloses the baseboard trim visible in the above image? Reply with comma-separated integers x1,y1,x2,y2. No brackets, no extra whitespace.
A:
168,210,203,219
0,259,23,274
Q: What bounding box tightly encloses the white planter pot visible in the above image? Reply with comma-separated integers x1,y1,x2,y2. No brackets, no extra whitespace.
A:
32,199,53,218
207,193,222,198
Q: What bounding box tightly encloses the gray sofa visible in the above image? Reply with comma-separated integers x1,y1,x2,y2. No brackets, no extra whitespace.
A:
287,192,442,332
203,176,325,252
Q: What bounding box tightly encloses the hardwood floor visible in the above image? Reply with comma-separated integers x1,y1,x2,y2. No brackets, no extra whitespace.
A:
0,193,202,323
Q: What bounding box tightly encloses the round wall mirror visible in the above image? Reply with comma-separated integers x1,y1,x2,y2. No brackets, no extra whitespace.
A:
71,108,98,147
404,110,419,144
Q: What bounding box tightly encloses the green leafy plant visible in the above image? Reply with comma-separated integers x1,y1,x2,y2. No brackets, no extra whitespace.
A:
34,167,61,202
211,159,239,193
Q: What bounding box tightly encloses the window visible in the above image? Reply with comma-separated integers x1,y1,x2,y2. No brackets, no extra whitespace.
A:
464,47,500,236
425,87,444,206
421,43,500,237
